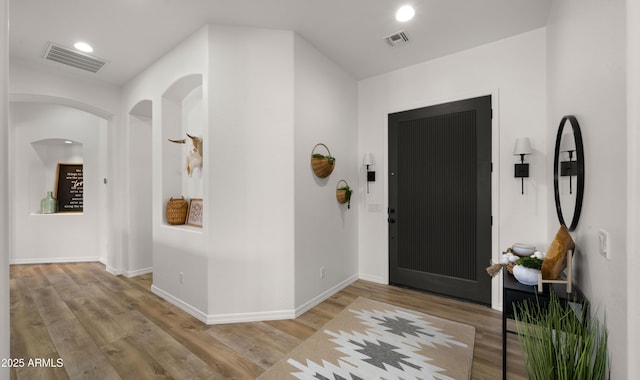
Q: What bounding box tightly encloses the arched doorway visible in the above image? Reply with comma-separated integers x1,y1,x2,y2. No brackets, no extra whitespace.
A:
9,97,112,265
127,100,153,276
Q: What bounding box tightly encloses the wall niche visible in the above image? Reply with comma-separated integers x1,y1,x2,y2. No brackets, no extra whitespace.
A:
30,138,83,214
11,101,107,263
161,74,204,227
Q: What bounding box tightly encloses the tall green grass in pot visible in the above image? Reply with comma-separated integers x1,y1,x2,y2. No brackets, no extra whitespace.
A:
513,293,608,380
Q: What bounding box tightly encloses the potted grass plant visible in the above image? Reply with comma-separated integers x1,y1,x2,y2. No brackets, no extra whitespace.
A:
514,292,609,380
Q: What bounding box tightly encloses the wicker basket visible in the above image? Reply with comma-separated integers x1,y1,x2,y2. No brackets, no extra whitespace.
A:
166,196,188,225
336,179,351,206
311,143,335,178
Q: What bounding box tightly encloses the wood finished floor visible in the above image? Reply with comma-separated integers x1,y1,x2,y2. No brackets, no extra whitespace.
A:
10,262,526,379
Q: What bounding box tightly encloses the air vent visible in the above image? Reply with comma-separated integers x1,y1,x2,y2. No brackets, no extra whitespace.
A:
43,43,107,73
385,31,410,47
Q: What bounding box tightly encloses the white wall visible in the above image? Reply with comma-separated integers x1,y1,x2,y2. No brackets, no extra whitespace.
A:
0,0,9,376
180,87,204,198
9,62,121,269
9,60,120,117
293,34,359,312
123,26,210,316
122,24,358,322
127,110,153,276
123,25,301,322
358,29,548,309
627,1,640,376
10,102,107,263
207,25,295,320
546,1,627,378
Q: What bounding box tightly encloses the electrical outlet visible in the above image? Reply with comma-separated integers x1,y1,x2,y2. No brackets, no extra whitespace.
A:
179,272,184,284
320,267,325,279
598,230,609,259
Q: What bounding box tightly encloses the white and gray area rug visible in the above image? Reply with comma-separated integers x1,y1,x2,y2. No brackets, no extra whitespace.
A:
259,297,476,380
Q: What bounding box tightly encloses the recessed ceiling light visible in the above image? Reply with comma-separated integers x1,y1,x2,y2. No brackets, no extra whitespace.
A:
396,5,415,22
73,41,93,53
64,140,73,144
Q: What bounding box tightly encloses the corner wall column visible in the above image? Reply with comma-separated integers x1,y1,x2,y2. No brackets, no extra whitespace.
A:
0,0,10,377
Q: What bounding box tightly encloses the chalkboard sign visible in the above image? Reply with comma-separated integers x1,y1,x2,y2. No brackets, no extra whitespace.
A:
55,163,84,213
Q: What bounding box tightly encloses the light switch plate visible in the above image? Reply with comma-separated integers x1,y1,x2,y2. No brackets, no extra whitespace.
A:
598,230,609,259
368,203,383,212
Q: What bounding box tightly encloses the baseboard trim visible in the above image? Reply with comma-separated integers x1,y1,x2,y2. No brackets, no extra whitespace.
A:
358,273,387,284
10,257,100,265
151,285,209,324
151,284,295,325
206,309,295,325
152,274,360,325
294,273,359,318
123,267,153,278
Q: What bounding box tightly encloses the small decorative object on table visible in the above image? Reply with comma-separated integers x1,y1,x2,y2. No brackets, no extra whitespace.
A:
186,198,203,227
165,196,188,225
40,191,57,214
511,243,536,256
512,255,545,285
486,247,545,280
538,224,575,293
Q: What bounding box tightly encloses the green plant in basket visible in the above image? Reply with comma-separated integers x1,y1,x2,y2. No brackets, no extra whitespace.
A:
336,183,352,209
338,185,352,202
516,256,544,270
312,153,335,165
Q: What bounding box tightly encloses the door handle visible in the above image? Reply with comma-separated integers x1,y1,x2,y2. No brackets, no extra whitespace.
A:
388,218,396,224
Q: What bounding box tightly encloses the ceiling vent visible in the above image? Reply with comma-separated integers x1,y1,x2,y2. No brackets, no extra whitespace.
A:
43,43,107,73
384,31,409,47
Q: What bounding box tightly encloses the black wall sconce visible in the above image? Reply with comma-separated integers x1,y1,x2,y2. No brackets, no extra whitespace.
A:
560,136,577,194
513,137,533,194
363,153,376,194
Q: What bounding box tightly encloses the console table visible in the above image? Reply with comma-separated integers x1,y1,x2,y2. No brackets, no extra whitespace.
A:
502,270,587,380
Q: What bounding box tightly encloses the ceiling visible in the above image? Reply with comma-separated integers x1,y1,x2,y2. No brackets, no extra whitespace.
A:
9,0,552,87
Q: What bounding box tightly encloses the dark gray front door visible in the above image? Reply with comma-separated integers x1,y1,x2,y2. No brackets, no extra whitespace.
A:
388,96,492,305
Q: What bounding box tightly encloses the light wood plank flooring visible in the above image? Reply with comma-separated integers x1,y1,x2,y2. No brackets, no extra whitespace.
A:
10,262,526,379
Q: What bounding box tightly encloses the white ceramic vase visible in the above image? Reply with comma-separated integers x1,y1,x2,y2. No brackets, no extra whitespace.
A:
512,265,540,286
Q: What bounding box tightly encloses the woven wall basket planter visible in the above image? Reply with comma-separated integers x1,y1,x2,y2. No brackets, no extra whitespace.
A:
336,179,352,209
311,143,335,178
166,196,188,225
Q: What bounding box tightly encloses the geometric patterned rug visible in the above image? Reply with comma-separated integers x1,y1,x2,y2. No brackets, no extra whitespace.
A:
258,297,475,380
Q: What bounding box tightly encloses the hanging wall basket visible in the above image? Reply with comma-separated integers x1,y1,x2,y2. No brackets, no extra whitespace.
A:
336,179,352,209
311,143,335,178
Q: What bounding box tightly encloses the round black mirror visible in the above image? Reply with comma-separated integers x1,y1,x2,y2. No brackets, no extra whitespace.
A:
553,115,584,231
